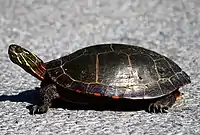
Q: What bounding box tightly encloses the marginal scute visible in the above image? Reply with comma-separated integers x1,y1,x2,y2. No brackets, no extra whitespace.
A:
181,71,191,84
170,75,183,88
111,44,140,54
176,71,191,85
86,84,106,95
70,81,88,93
86,44,113,55
165,58,182,72
158,79,176,94
56,74,73,88
144,83,163,98
137,47,162,59
104,86,125,98
123,86,145,98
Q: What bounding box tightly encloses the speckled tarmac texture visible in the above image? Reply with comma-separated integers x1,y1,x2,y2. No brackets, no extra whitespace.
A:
0,0,199,135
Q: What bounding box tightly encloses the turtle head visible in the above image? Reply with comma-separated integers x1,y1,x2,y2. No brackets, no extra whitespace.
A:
8,44,46,80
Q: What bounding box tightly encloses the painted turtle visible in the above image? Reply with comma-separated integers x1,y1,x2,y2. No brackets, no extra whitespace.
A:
8,44,191,114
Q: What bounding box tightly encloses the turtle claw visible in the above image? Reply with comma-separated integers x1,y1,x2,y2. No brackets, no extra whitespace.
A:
148,103,169,113
161,106,169,113
148,103,153,113
154,104,159,113
30,105,48,115
31,105,38,115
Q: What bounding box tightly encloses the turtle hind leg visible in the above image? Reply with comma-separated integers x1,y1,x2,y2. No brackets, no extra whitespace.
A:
30,84,59,114
148,92,178,113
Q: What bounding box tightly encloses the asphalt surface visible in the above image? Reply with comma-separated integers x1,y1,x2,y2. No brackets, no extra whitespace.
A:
0,0,199,135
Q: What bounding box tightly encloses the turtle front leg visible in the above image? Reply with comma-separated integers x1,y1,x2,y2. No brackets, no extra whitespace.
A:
148,92,177,113
31,84,59,114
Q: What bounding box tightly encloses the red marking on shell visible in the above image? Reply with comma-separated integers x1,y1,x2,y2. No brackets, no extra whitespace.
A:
94,93,101,96
76,90,81,93
112,96,120,99
104,87,109,96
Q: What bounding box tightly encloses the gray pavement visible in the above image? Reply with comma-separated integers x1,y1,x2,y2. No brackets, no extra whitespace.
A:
0,0,199,134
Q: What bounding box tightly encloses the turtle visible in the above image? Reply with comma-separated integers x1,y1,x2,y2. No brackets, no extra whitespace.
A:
8,43,191,114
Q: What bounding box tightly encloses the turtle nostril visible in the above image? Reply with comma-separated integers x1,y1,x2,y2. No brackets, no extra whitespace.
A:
9,45,15,51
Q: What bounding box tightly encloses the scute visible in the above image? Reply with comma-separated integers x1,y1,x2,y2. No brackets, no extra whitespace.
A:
158,79,176,94
98,52,129,84
129,54,158,83
62,54,96,82
46,44,191,99
155,58,175,78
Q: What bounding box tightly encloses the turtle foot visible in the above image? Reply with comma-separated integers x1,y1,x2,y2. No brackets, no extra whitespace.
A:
147,93,176,113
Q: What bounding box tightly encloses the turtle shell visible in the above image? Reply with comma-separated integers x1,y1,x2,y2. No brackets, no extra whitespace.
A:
46,44,191,99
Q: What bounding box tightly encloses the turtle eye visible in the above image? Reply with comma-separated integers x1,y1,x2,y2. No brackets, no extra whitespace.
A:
15,46,23,53
9,53,16,58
